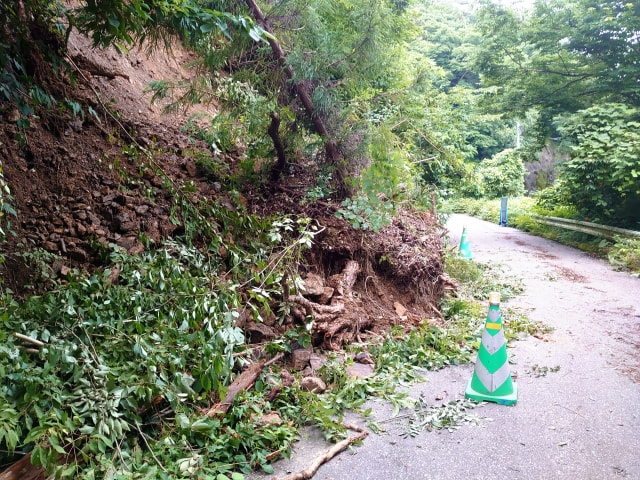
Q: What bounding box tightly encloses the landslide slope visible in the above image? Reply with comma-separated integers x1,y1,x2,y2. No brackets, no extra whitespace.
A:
0,30,448,478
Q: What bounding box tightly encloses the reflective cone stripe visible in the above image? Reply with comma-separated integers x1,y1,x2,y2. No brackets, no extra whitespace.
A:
484,308,502,333
472,360,512,393
481,327,506,355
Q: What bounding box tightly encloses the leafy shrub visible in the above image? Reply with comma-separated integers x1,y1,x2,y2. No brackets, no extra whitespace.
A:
0,210,319,477
458,149,526,199
336,195,394,232
608,236,640,275
554,103,640,228
475,148,526,199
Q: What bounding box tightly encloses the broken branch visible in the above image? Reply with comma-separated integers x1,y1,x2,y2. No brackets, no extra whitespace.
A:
204,353,284,416
13,333,44,347
277,423,368,480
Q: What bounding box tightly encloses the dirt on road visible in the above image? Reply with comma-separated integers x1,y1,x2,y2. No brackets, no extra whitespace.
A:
256,214,640,480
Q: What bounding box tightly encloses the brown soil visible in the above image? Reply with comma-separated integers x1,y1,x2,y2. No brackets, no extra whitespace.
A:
0,32,446,350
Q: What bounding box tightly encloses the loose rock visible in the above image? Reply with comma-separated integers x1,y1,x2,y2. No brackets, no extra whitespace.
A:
300,376,327,393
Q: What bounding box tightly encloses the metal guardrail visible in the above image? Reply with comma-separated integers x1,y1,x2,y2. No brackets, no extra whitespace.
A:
531,215,640,240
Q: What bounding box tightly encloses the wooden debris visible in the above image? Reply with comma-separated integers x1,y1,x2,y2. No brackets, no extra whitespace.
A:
276,424,368,480
14,333,45,355
13,333,44,347
0,453,45,480
204,353,284,416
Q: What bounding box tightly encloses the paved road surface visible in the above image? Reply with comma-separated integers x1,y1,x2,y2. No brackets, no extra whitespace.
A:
253,214,640,480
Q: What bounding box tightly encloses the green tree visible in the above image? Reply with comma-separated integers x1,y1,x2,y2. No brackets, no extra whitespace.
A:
403,0,517,194
189,0,422,199
461,148,526,199
474,0,640,123
552,103,640,227
411,1,482,90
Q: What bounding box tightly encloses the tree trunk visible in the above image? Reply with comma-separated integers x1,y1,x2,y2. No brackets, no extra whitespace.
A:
244,0,345,191
268,111,287,181
0,453,45,480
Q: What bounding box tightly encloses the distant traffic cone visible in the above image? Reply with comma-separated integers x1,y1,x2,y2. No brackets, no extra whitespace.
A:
465,292,518,405
458,226,473,259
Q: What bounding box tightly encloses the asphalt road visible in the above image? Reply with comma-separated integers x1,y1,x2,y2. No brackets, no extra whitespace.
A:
252,214,640,480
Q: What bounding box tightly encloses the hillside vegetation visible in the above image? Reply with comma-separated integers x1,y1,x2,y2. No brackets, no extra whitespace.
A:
1,0,638,478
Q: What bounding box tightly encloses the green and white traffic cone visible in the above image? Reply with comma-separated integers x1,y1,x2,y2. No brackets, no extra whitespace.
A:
465,292,518,405
458,226,473,260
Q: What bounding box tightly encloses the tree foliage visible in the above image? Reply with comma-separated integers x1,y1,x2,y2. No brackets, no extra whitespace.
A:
551,103,640,227
474,0,640,122
0,0,266,129
471,0,640,220
1,211,322,477
404,0,517,194
460,148,526,199
412,2,481,90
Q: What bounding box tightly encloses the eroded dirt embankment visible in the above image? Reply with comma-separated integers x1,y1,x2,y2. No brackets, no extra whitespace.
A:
1,31,448,345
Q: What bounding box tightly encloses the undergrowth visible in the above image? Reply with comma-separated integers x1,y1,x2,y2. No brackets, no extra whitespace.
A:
0,190,545,479
0,203,319,478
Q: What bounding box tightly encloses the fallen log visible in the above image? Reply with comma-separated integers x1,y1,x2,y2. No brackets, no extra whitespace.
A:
204,353,284,416
0,453,45,480
276,424,368,480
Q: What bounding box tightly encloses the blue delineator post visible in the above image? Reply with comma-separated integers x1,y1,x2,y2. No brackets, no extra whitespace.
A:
499,197,508,227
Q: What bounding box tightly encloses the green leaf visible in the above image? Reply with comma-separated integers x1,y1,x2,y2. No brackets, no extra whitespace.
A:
107,15,120,28
79,425,95,434
176,413,191,429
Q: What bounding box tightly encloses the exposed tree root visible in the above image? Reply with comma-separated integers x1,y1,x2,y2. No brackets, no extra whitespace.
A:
286,260,365,349
288,295,344,317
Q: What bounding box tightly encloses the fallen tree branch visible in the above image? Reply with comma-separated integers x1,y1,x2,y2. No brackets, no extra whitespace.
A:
204,353,284,416
276,424,368,480
264,352,286,368
134,422,168,473
13,333,44,347
19,348,41,355
0,452,45,480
